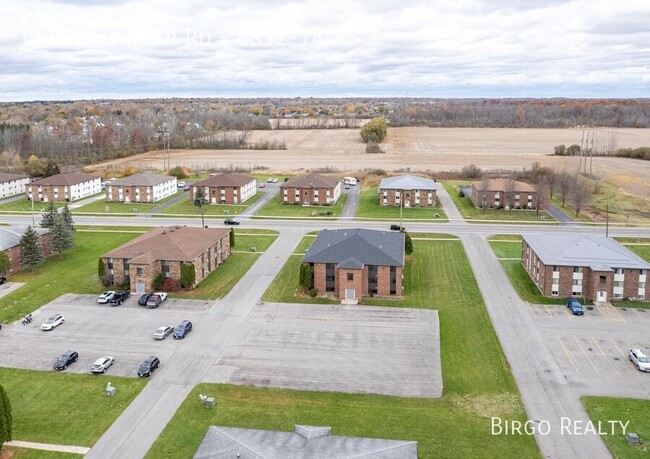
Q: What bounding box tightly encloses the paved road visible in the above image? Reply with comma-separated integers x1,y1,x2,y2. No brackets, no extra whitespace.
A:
436,182,464,222
145,189,189,215
240,183,279,216
86,229,304,459
0,194,24,205
547,203,578,225
461,234,611,459
340,185,361,219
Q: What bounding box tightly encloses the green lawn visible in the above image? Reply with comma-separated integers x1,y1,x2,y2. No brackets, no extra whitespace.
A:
255,193,348,218
73,191,184,214
231,230,279,252
443,181,555,223
622,244,650,262
0,368,146,447
0,231,139,322
157,192,263,216
153,237,538,458
549,196,593,223
0,200,65,212
582,397,650,458
355,187,447,221
3,448,82,458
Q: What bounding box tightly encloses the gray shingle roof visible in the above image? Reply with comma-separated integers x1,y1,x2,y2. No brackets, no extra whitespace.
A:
280,173,339,189
303,229,404,268
194,174,255,188
0,172,28,183
31,172,99,186
110,173,176,186
0,226,50,251
523,234,650,271
193,425,417,459
379,175,436,191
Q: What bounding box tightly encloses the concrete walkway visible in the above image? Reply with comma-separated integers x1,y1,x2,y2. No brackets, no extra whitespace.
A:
6,440,90,455
85,229,304,459
0,282,25,300
436,183,464,223
67,193,105,209
0,194,24,205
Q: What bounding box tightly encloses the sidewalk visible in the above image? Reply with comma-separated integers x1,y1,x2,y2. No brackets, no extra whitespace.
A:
6,440,90,455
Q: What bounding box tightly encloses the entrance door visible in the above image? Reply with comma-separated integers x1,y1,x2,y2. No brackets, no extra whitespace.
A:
135,282,145,294
345,288,356,301
597,291,607,302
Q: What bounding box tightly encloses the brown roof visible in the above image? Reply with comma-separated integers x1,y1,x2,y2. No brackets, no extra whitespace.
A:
32,172,99,186
472,178,536,193
103,226,230,263
194,173,255,188
280,173,339,189
0,172,28,183
110,173,176,186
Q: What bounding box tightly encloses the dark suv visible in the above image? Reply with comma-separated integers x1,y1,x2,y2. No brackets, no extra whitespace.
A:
0,276,7,285
138,293,152,306
137,356,160,377
53,350,78,371
110,291,131,306
173,320,193,339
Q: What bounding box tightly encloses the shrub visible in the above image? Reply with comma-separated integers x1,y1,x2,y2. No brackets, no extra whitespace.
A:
360,117,388,143
152,272,164,290
180,263,196,288
309,287,318,298
460,164,482,178
229,229,235,248
168,166,190,179
299,263,313,291
97,257,105,278
100,274,113,287
458,190,465,198
163,278,180,291
403,230,414,255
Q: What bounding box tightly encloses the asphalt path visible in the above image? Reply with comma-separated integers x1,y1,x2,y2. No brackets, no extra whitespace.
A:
340,185,361,219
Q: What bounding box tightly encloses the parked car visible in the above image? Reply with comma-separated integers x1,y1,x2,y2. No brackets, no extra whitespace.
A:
53,350,78,370
259,183,266,188
272,178,278,183
138,356,160,377
266,177,273,183
97,291,116,304
629,349,650,372
173,320,193,339
41,314,65,331
183,186,190,191
153,326,174,340
566,298,584,315
146,292,168,308
224,218,240,225
389,224,404,231
110,291,131,306
0,276,6,285
90,356,115,374
138,293,152,306
177,181,186,188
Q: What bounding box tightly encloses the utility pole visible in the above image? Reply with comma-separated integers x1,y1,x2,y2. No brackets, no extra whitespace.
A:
30,188,35,226
605,203,609,238
399,189,403,228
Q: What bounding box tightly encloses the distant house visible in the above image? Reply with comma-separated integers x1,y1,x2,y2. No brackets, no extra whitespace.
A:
378,175,437,207
0,226,52,274
522,234,650,302
302,228,404,302
105,173,177,203
0,173,29,199
471,178,544,210
190,173,256,205
280,173,341,205
101,226,231,293
26,173,101,202
195,425,417,459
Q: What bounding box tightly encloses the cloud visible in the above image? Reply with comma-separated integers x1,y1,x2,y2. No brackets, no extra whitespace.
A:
0,0,648,100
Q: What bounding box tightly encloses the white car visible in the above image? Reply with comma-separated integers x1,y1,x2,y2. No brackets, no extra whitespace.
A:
177,181,186,188
98,291,116,304
629,349,650,372
272,178,278,183
153,326,174,340
41,314,65,331
90,356,115,374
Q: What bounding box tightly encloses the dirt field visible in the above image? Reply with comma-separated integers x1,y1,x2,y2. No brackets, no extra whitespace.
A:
90,127,650,198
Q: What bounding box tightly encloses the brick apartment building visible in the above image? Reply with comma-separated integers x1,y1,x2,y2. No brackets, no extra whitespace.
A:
280,174,341,206
522,234,650,302
105,173,177,203
0,225,52,274
378,175,437,207
471,178,545,210
190,173,256,205
26,172,101,202
0,173,29,199
101,226,231,293
302,228,404,302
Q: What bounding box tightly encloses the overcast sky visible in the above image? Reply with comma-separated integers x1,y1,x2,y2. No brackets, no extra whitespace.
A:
1,0,648,101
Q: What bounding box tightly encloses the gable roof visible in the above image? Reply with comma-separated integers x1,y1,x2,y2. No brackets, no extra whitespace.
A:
472,178,535,193
31,173,99,186
280,173,339,189
194,425,418,459
194,173,255,188
523,234,650,271
103,226,230,263
0,226,49,251
109,173,176,186
303,229,404,268
379,175,437,191
0,172,28,183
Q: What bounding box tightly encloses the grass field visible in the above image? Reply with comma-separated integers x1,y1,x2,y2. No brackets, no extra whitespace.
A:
354,187,447,221
157,192,263,216
153,236,538,458
549,196,593,223
582,397,650,458
1,448,82,458
444,181,556,223
0,200,65,212
73,191,183,214
255,193,348,218
0,368,146,447
0,231,139,322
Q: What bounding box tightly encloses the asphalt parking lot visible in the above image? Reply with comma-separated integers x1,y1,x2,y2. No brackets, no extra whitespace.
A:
0,294,210,377
530,302,650,398
205,302,442,398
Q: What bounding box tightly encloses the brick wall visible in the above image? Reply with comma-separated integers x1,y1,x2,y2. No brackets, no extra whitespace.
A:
26,184,72,202
2,233,53,274
337,268,363,300
313,263,326,293
280,187,335,205
378,188,437,207
106,185,157,203
191,186,243,205
471,185,544,210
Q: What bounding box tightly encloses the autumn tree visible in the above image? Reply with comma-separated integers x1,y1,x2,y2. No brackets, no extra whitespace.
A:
360,118,388,143
24,155,44,177
43,160,60,177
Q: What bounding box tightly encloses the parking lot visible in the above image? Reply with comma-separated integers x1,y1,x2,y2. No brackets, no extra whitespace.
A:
0,294,210,378
530,302,650,398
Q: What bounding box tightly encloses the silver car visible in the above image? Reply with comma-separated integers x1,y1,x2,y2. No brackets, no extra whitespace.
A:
153,326,173,340
41,314,65,331
629,349,650,372
90,356,115,374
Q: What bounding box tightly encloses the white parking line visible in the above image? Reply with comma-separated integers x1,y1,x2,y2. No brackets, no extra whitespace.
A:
573,336,598,373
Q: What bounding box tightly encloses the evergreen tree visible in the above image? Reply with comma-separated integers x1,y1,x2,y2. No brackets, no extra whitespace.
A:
43,160,60,177
19,226,45,270
229,229,235,248
60,205,75,232
403,230,413,255
0,384,12,448
0,252,9,275
39,202,58,228
51,214,75,257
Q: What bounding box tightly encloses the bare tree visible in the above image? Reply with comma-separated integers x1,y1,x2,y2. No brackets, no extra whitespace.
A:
504,175,518,211
558,172,573,207
477,176,490,214
570,181,591,217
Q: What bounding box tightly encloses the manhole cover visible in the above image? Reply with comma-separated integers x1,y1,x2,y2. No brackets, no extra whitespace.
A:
613,357,620,361
588,348,594,352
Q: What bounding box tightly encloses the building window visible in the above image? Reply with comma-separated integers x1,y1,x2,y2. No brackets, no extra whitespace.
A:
135,267,143,275
615,268,624,275
613,281,624,288
161,261,171,278
107,258,113,270
599,276,606,285
347,273,353,281
325,263,336,292
573,267,583,273
572,279,582,286
613,293,623,299
639,282,646,289
552,266,558,271
641,269,647,276
390,266,397,295
368,265,378,294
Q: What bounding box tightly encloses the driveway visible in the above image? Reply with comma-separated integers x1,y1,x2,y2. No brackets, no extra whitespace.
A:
547,203,578,225
240,182,279,216
339,185,360,219
436,182,464,222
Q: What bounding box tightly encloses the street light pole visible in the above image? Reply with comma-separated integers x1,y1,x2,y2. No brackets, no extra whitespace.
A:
605,203,609,238
399,189,403,228
31,191,35,226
